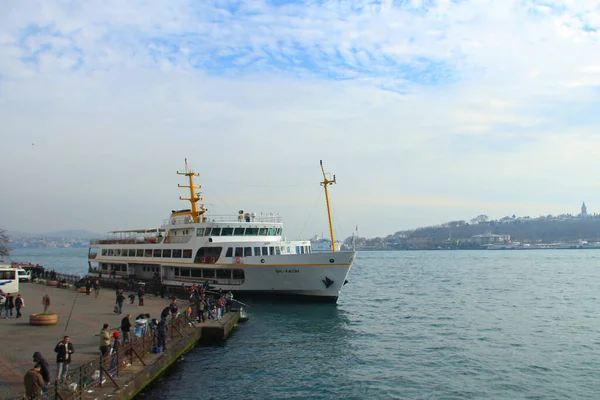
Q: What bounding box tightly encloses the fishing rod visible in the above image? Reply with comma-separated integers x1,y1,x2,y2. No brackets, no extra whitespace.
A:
64,290,80,332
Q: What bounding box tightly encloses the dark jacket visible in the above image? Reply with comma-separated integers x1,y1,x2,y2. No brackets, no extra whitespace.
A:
121,316,132,332
5,294,14,309
32,352,50,383
54,341,75,364
157,320,167,336
14,296,24,308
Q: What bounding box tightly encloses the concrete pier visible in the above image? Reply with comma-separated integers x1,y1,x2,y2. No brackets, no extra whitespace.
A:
0,281,241,400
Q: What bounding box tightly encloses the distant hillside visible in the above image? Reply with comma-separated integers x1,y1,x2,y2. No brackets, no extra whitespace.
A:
344,215,600,250
9,230,101,239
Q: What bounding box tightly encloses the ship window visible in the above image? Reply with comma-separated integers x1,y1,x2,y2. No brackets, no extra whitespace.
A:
226,248,233,257
234,248,243,257
244,247,252,257
221,227,234,236
101,264,108,271
174,267,180,276
254,247,261,256
277,228,282,235
268,228,275,236
183,249,192,258
262,247,268,256
234,228,245,236
180,268,190,277
108,249,114,256
193,247,223,263
145,249,152,257
121,249,127,256
269,247,275,255
136,249,143,257
211,228,221,236
259,228,268,235
232,269,245,279
203,269,216,279
204,228,211,236
128,249,135,257
102,249,108,256
296,246,300,254
287,247,291,253
153,249,161,257
276,247,281,255
191,269,202,278
115,249,121,256
196,228,205,236
245,227,258,235
217,269,231,279
162,249,171,257
173,249,182,258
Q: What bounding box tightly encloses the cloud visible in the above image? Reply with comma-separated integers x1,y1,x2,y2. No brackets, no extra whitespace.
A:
1,0,600,238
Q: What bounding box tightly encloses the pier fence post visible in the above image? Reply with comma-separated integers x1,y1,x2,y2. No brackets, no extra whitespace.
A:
79,365,83,398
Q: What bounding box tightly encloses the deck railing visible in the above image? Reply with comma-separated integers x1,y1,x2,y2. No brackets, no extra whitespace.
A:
33,313,195,400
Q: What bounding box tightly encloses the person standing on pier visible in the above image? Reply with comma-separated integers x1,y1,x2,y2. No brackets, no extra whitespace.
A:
99,324,112,358
32,352,50,392
54,336,74,381
23,363,44,400
116,291,126,314
42,294,50,313
169,297,179,319
138,285,145,306
156,319,167,351
85,279,92,295
14,294,25,319
121,314,132,344
94,280,100,298
4,292,14,318
216,296,224,321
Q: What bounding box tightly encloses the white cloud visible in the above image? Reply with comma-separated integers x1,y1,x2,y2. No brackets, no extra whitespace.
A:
1,0,600,238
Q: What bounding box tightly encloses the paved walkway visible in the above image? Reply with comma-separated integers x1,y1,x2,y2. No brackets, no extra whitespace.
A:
0,282,181,400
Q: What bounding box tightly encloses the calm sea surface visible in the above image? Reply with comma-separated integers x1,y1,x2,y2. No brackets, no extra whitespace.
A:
10,248,600,399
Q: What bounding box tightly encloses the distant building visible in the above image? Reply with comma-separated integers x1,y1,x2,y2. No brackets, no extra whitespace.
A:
581,202,588,217
469,232,511,245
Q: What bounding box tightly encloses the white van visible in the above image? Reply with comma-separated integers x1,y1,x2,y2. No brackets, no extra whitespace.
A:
17,268,31,282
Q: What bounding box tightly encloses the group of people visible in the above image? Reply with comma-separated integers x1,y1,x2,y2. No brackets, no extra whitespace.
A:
185,285,234,323
113,284,147,315
23,336,74,399
0,291,25,318
84,279,101,297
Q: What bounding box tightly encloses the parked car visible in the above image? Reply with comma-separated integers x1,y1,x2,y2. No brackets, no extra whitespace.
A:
17,269,32,282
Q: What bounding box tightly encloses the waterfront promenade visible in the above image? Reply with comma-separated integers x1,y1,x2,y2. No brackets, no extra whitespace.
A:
0,281,239,400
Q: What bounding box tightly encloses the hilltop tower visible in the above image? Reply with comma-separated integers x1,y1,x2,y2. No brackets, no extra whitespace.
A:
581,201,588,217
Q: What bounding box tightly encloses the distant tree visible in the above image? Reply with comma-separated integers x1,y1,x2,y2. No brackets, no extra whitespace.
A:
0,229,9,257
470,215,489,224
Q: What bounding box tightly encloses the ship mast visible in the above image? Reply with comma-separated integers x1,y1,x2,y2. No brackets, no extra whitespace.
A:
320,160,337,252
177,159,205,223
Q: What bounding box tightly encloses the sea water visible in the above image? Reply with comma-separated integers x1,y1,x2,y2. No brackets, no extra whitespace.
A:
10,248,600,399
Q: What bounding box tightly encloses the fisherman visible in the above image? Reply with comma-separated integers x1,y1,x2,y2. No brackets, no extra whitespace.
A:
156,319,167,351
32,352,50,392
99,324,111,358
121,314,132,344
23,363,44,400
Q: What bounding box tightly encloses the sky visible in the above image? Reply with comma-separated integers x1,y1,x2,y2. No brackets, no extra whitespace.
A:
1,0,600,240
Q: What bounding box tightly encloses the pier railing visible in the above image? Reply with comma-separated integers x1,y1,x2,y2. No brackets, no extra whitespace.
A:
36,313,195,400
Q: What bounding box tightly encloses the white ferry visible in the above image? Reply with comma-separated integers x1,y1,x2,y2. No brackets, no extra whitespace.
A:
88,160,356,302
